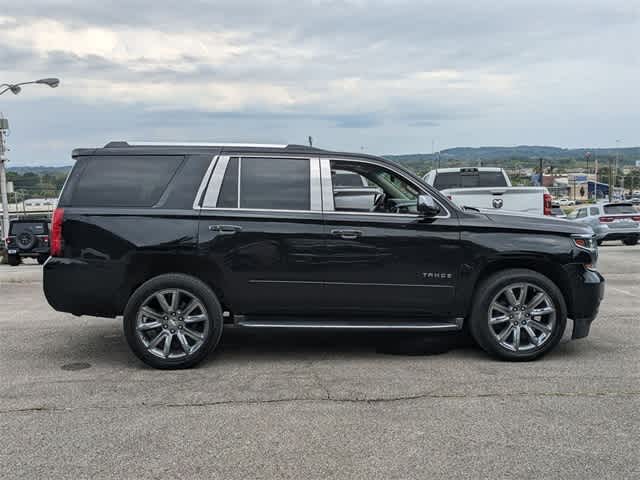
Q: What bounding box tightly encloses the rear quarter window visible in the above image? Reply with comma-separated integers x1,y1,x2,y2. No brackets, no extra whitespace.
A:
433,171,507,189
68,155,183,207
604,204,636,215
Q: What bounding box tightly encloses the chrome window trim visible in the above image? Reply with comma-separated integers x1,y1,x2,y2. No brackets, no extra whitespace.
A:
201,156,231,208
199,154,320,212
237,157,242,208
321,156,451,219
199,207,323,215
320,159,335,211
192,155,219,209
309,158,322,211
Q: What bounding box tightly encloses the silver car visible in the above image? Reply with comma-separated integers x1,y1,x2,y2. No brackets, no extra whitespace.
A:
567,202,640,245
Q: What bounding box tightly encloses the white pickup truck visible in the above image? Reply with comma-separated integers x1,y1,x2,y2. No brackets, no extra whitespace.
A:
423,167,552,216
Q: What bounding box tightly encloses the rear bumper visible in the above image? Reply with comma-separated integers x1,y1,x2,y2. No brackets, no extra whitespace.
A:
594,225,640,241
566,267,605,339
7,246,50,257
43,257,124,317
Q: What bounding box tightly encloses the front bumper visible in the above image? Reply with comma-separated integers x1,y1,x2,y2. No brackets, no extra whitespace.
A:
565,267,605,339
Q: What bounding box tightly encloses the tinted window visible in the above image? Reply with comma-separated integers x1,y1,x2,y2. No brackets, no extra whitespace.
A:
10,222,48,235
240,158,310,210
589,207,600,216
433,171,507,190
604,204,636,214
333,171,364,187
71,156,183,207
216,157,239,208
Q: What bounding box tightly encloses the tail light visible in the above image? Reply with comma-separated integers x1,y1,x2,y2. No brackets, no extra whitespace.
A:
50,208,64,256
599,216,615,223
543,193,552,216
632,216,640,222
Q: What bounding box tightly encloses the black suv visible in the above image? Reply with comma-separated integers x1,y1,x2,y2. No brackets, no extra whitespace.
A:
5,219,51,266
44,142,604,369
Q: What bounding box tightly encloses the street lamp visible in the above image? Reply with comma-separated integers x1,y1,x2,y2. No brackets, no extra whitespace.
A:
0,77,60,240
0,78,60,96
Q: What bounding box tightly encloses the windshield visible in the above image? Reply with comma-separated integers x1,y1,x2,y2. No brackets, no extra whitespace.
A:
433,171,508,190
604,204,636,215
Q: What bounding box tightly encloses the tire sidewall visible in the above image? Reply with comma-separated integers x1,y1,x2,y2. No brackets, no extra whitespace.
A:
123,274,223,369
470,269,567,361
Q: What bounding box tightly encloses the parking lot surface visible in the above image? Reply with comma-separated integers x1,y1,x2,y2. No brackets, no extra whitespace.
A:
1,246,638,479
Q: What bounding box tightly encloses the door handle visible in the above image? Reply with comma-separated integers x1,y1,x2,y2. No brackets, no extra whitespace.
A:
209,224,242,234
331,229,363,240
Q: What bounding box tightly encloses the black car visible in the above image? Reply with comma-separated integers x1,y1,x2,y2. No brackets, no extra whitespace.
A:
5,219,51,266
44,142,605,369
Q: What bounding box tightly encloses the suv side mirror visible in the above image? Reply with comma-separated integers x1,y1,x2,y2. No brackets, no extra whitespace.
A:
417,195,440,217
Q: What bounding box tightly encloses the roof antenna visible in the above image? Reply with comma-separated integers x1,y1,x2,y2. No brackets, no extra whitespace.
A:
308,136,313,148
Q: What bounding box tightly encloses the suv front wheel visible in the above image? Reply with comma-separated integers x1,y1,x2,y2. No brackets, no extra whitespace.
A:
123,273,224,369
469,269,567,361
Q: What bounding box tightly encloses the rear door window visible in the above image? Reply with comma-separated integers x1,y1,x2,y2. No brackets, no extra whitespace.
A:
240,158,310,210
70,155,183,207
604,204,636,214
206,157,311,211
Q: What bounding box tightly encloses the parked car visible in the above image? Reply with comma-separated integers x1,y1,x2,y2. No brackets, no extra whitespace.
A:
550,203,567,218
423,167,552,216
566,202,640,245
43,142,604,369
332,169,382,211
556,198,575,207
4,219,51,266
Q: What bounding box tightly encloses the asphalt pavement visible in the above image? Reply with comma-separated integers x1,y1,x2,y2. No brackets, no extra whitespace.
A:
0,245,638,479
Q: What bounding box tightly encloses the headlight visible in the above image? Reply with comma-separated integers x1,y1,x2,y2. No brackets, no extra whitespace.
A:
572,235,596,250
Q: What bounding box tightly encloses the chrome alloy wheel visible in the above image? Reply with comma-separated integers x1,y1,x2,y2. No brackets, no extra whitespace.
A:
487,283,556,352
135,289,210,359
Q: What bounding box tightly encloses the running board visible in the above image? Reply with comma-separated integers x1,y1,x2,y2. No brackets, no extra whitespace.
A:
233,316,463,331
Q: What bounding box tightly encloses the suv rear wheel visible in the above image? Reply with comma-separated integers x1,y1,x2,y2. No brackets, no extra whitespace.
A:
622,237,638,246
469,269,567,361
123,274,223,369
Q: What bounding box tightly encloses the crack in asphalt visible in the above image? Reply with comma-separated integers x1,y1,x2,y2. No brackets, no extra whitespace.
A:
2,390,638,414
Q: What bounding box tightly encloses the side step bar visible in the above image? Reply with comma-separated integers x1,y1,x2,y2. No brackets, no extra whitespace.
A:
233,316,463,331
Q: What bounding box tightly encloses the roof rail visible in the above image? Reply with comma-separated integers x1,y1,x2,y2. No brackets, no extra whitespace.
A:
104,141,289,148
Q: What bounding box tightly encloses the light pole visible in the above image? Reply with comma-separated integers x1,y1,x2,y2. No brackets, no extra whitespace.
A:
0,78,59,239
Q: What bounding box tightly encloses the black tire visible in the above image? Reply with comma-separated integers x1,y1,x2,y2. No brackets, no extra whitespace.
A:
37,255,49,265
123,273,224,369
7,255,21,267
597,240,604,246
622,237,638,246
469,269,567,361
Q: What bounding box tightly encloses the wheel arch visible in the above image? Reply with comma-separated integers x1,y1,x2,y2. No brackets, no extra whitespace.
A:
472,258,574,319
115,253,229,315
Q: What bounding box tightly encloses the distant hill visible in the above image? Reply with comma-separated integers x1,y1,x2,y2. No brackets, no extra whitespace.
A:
385,146,640,175
7,145,639,177
8,166,72,175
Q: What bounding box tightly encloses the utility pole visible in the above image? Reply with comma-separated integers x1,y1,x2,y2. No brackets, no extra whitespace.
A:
608,157,613,202
0,77,60,238
0,116,10,239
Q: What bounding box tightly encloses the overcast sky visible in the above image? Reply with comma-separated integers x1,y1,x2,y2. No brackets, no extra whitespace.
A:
1,0,638,165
